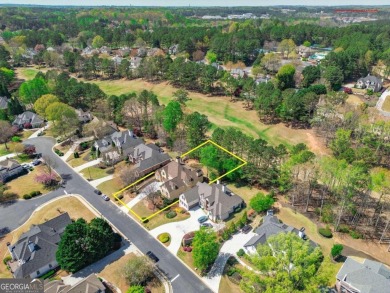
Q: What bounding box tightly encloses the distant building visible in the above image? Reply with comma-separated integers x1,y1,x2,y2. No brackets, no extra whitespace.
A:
155,157,203,200
75,108,92,123
7,213,72,279
244,211,316,254
130,57,142,69
230,69,248,79
12,111,44,129
0,96,9,110
336,257,390,293
356,74,383,92
168,44,179,55
179,182,244,222
44,274,105,293
0,159,25,183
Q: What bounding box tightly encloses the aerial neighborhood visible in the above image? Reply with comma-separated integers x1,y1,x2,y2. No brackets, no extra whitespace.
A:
0,4,390,293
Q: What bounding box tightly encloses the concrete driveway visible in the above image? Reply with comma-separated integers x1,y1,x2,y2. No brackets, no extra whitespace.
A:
150,206,214,254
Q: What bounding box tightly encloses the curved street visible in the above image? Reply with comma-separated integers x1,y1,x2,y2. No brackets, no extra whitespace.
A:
0,136,213,293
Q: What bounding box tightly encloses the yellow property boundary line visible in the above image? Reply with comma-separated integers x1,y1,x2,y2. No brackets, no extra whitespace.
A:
112,139,247,222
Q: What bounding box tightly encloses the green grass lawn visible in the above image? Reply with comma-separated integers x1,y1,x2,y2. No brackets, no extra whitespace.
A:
6,165,48,197
80,166,114,180
66,150,92,168
96,178,124,196
0,144,11,156
13,154,32,164
382,95,390,112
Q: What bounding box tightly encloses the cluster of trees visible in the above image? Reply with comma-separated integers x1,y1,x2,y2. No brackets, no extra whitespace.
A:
56,218,118,272
192,227,220,272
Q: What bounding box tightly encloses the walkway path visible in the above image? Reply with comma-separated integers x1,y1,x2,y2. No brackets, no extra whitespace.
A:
62,136,94,161
74,158,101,172
0,153,16,161
27,122,51,139
376,88,390,117
203,231,256,292
89,175,114,187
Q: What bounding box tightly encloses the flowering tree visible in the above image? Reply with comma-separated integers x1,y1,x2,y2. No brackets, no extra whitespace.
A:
23,145,36,156
35,173,58,187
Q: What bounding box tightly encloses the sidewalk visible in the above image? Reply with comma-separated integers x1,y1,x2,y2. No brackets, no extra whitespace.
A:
0,153,16,161
74,159,101,172
62,136,95,161
27,122,51,139
90,175,114,187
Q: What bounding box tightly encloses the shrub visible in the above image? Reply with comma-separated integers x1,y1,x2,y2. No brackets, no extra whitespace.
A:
91,145,96,152
249,192,274,213
237,249,245,257
23,194,32,200
349,230,364,239
141,217,149,223
186,247,192,252
319,227,333,238
11,136,22,142
3,256,12,265
79,142,89,151
127,286,144,293
30,191,42,197
166,211,177,219
331,244,344,259
158,233,170,243
73,152,79,159
338,225,350,233
39,270,55,280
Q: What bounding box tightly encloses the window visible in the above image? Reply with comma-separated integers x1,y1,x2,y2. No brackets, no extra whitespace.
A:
36,271,40,275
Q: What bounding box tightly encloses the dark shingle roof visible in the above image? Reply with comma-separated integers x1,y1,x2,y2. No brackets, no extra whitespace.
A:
10,213,72,278
44,274,105,293
12,111,44,126
0,96,9,109
336,257,390,293
134,143,170,173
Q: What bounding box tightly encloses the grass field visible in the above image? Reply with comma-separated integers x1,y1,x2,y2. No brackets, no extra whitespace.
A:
15,67,327,154
99,252,164,293
66,150,92,168
0,196,94,278
382,95,390,112
97,177,124,196
6,165,48,197
80,166,114,180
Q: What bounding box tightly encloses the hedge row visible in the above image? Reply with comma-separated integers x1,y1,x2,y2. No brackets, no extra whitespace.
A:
23,191,42,200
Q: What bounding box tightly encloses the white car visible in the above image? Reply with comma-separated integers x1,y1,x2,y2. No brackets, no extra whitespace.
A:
102,194,110,201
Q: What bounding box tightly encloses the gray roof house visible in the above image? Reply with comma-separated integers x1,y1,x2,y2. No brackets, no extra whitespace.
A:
0,96,9,109
230,69,248,79
12,111,44,129
0,158,25,183
44,274,105,293
129,143,171,176
130,57,142,69
179,182,244,222
243,212,316,254
7,213,72,279
75,108,92,123
211,62,224,71
336,257,390,293
356,74,383,92
94,130,143,165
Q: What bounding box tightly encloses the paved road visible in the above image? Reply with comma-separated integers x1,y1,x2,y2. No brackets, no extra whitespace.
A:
0,137,212,293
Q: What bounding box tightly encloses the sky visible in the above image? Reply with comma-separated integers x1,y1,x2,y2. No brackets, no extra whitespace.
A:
1,0,390,7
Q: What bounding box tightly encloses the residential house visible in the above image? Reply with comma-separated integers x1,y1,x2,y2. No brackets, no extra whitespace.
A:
75,108,92,123
179,182,244,222
44,274,105,293
7,213,72,279
22,48,37,60
94,130,143,165
12,111,44,129
211,63,224,71
81,46,99,56
129,143,171,177
0,159,25,183
168,44,179,55
147,48,165,57
243,210,316,254
255,75,271,84
336,257,390,293
356,74,383,92
116,47,130,57
0,96,9,110
130,57,142,69
155,157,203,200
297,45,314,58
111,56,123,66
92,120,119,139
99,46,112,55
230,69,248,79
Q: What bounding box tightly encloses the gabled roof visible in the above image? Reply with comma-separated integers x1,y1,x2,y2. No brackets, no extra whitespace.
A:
0,158,21,173
95,130,143,153
12,111,44,126
133,143,170,172
45,274,105,293
9,213,72,278
0,96,9,109
357,74,383,87
336,257,390,293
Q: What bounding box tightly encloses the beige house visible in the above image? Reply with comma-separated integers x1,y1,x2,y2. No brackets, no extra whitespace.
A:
155,157,203,200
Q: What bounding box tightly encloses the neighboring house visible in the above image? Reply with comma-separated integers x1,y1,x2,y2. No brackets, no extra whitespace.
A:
211,62,224,71
111,56,123,66
230,69,248,79
92,120,119,139
75,108,92,123
255,75,271,84
116,47,130,57
0,96,9,110
94,130,143,165
168,44,179,55
99,46,112,55
155,157,203,200
243,210,316,254
179,182,244,222
297,45,314,58
0,159,25,183
12,111,44,129
7,213,72,279
130,57,142,69
129,143,171,177
147,47,165,57
44,274,105,293
336,257,390,293
356,74,383,92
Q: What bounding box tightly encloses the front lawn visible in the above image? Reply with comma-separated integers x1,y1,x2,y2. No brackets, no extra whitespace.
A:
13,154,32,164
130,201,190,230
66,150,92,168
6,165,49,197
0,144,12,156
80,166,114,180
97,178,124,196
177,248,197,273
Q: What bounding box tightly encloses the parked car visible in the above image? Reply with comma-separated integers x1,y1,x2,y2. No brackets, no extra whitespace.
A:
146,251,159,262
200,223,212,228
241,225,252,234
102,194,110,201
32,159,41,166
94,189,102,195
343,87,353,94
197,216,208,223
